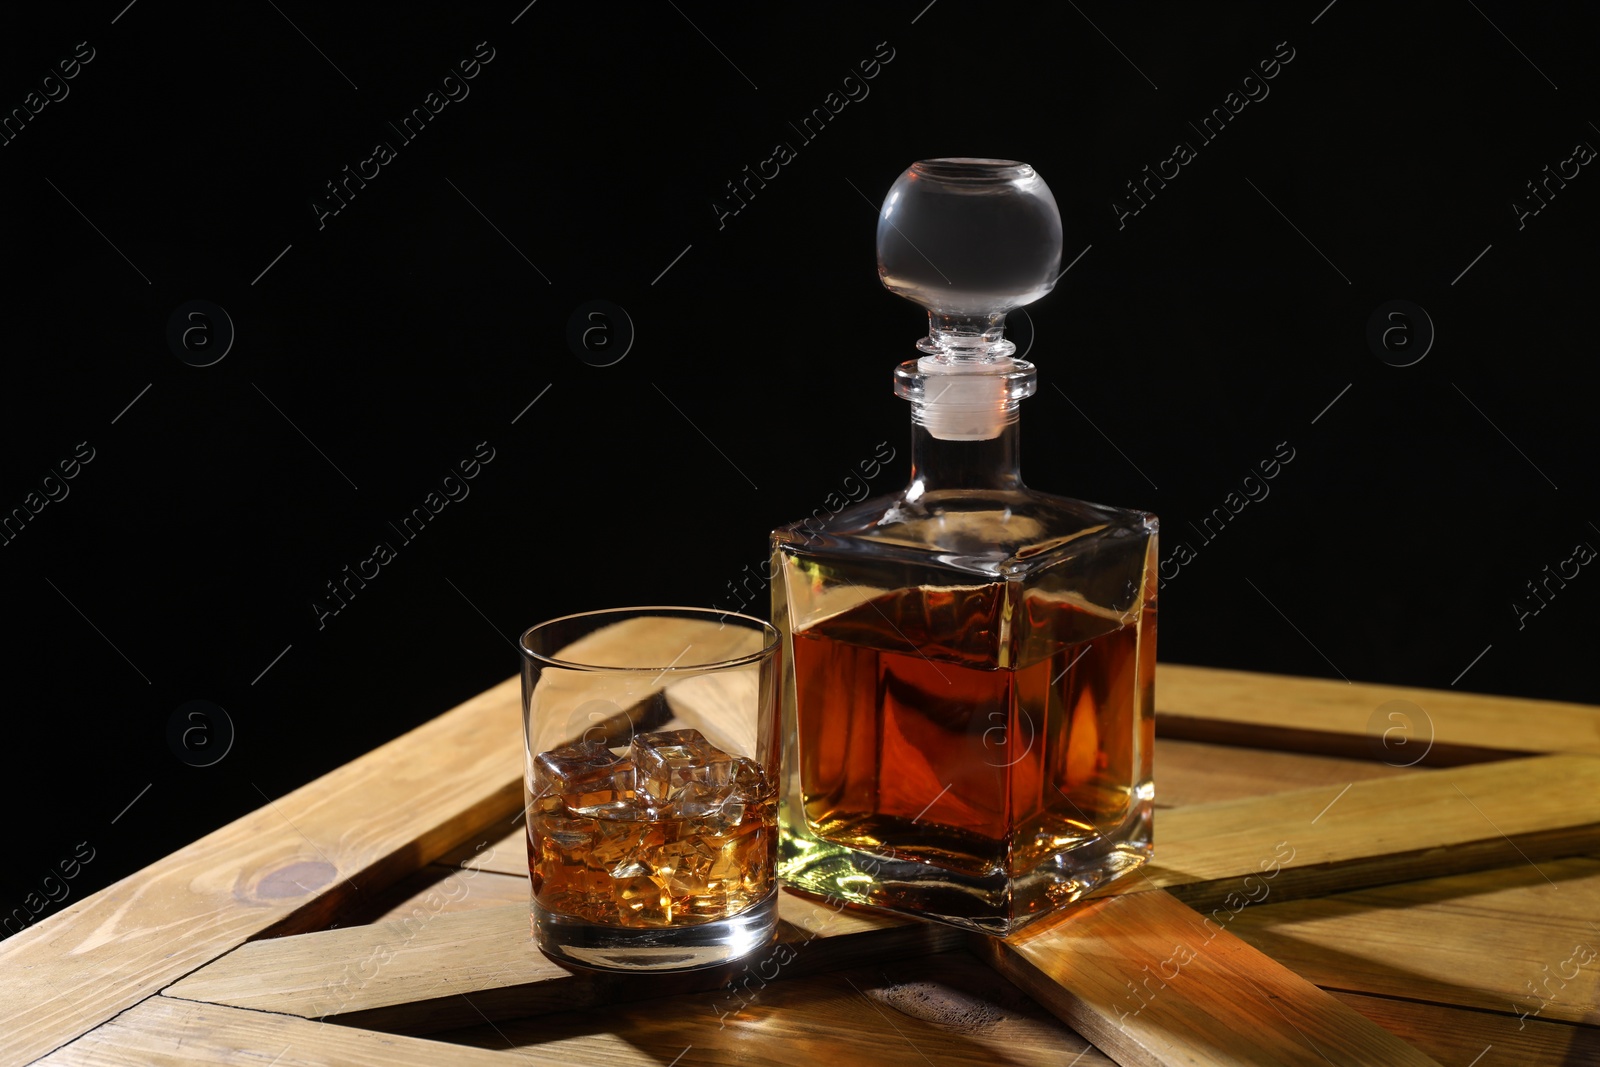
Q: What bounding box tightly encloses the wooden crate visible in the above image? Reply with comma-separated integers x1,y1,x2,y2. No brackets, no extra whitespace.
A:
4,664,1599,1065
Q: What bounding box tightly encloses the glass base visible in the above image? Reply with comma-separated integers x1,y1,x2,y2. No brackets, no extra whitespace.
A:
532,889,779,972
778,802,1152,937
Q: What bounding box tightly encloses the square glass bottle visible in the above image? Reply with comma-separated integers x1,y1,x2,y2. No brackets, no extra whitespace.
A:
772,159,1157,936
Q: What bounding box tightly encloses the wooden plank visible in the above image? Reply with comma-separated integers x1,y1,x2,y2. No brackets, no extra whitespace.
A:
24,663,1596,1066
1158,662,1600,762
0,676,525,1067
1332,991,1600,1067
1143,752,1600,911
983,887,1441,1066
1227,857,1600,1026
164,903,564,1029
431,951,1115,1066
442,823,527,878
33,996,520,1067
348,866,531,926
1153,737,1422,808
165,892,962,1034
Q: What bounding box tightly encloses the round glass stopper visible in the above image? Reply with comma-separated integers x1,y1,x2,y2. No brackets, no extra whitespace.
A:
877,158,1064,323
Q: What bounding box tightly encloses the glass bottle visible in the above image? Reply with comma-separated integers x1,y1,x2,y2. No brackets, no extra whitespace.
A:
771,158,1157,936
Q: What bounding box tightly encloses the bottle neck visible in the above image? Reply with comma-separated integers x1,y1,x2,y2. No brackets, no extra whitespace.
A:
907,415,1023,499
894,354,1035,500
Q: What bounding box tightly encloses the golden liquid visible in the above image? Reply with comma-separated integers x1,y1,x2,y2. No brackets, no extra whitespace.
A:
528,791,775,928
792,586,1148,878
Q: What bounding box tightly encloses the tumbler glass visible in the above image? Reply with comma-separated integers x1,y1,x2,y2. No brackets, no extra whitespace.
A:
519,607,781,971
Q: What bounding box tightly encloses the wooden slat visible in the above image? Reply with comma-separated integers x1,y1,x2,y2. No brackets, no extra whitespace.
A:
0,676,525,1067
26,663,1600,1067
1144,753,1600,910
1153,737,1422,808
33,996,522,1067
983,887,1441,1066
432,950,1115,1066
1332,991,1600,1067
442,823,527,878
163,904,564,1029
1158,662,1600,762
1227,857,1600,1026
165,892,962,1034
349,866,531,926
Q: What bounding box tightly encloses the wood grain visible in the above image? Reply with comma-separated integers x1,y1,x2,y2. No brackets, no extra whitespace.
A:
20,662,1600,1067
431,950,1115,1067
443,824,528,877
984,887,1442,1066
1143,752,1600,911
346,866,532,926
1332,991,1600,1067
32,996,519,1067
1158,662,1600,762
0,676,525,1067
1227,857,1600,1026
1153,737,1422,808
165,892,962,1034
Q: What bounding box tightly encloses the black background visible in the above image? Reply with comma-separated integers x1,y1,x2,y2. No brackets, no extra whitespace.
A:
3,2,1596,931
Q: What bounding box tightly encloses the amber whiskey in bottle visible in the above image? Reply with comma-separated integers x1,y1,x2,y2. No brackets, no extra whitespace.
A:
771,159,1157,935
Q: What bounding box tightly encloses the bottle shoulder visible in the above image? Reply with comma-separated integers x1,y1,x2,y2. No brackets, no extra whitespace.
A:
772,485,1157,579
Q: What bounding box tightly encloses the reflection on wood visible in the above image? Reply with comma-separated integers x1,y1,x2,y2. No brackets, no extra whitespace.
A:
986,888,1441,1066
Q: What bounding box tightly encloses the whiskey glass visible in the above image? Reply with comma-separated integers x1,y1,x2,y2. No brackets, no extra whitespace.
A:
519,607,781,971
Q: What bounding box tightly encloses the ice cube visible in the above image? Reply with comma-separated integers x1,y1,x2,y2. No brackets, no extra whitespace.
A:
533,741,636,809
665,864,709,899
534,739,616,787
718,792,748,826
729,756,768,796
571,794,652,820
616,874,668,924
672,781,746,832
537,813,598,853
673,780,729,817
586,805,653,868
630,728,735,804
